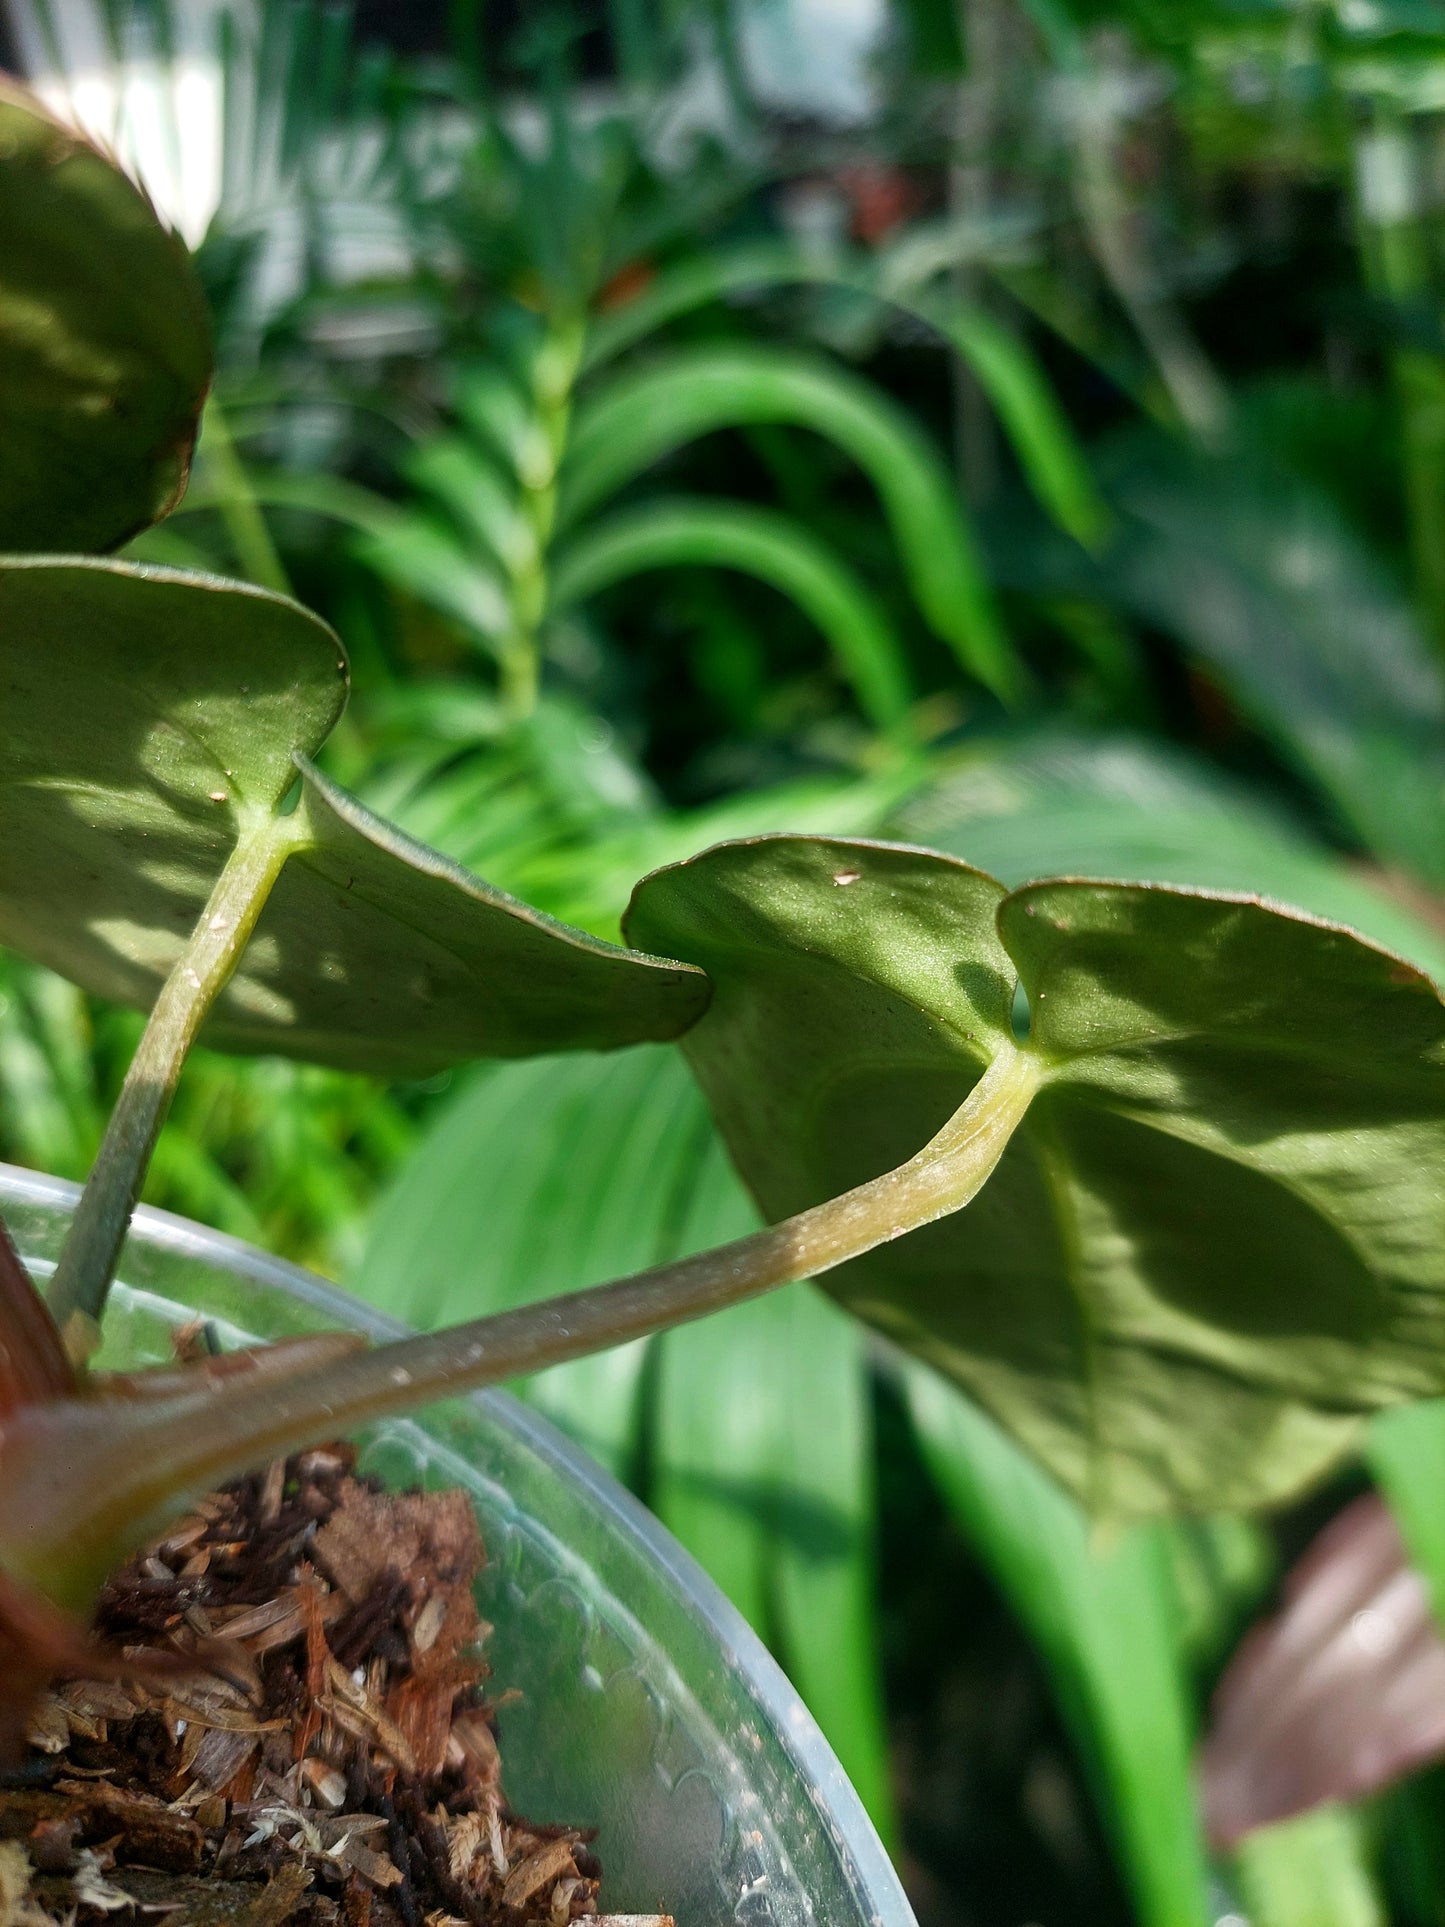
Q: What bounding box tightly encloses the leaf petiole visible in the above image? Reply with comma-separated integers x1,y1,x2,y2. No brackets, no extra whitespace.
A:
9,1043,1043,1602
47,811,314,1336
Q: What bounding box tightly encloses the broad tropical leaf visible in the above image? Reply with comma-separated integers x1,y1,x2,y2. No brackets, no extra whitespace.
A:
1078,433,1445,888
354,1050,703,1471
907,1368,1211,1927
1370,1397,1445,1626
626,834,1445,1517
1231,1807,1387,1927
0,80,211,553
655,1137,895,1842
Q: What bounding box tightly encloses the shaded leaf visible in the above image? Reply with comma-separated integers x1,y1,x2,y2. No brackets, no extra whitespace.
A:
551,497,916,730
1199,1495,1445,1847
1165,1512,1274,1675
562,344,1022,701
625,834,1445,1517
0,80,211,554
218,763,708,1073
907,1367,1210,1927
1088,434,1445,888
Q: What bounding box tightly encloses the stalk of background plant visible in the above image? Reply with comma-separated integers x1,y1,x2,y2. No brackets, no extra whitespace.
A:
1061,26,1229,443
1353,112,1445,661
494,316,583,717
196,398,294,599
949,0,1009,502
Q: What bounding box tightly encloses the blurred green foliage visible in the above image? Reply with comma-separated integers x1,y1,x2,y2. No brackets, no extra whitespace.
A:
13,0,1445,1918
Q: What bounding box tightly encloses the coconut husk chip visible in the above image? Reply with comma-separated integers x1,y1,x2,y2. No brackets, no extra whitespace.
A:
3,1447,672,1927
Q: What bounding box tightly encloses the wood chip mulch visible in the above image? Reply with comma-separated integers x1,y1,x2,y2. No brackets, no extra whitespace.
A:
0,1444,671,1927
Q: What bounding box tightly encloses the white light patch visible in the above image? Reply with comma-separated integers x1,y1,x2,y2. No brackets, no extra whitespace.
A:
8,0,234,246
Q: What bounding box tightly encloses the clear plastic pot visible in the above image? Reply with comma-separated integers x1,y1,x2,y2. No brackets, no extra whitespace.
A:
1,1160,915,1927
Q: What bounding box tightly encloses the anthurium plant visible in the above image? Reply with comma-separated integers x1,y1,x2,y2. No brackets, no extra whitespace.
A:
1,77,1444,1749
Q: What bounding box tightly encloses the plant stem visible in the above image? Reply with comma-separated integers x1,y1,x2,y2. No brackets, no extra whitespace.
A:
46,817,307,1337
16,1044,1043,1597
496,314,584,721
949,0,1009,503
1353,115,1445,658
1069,40,1229,443
199,397,293,599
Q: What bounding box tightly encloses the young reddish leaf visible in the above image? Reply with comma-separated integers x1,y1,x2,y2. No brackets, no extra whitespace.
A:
1199,1494,1445,1847
0,1218,74,1415
0,1229,373,1759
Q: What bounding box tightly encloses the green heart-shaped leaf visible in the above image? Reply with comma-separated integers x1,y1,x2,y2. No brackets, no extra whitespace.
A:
206,762,711,1073
0,560,708,1072
0,557,347,1007
625,836,1445,1519
0,80,211,553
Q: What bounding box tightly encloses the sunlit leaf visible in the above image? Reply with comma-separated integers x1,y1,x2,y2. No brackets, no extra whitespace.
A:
408,434,535,580
0,559,708,1075
0,80,211,553
626,834,1445,1518
0,557,346,1010
352,508,512,649
1231,1806,1387,1927
1370,1397,1445,1625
